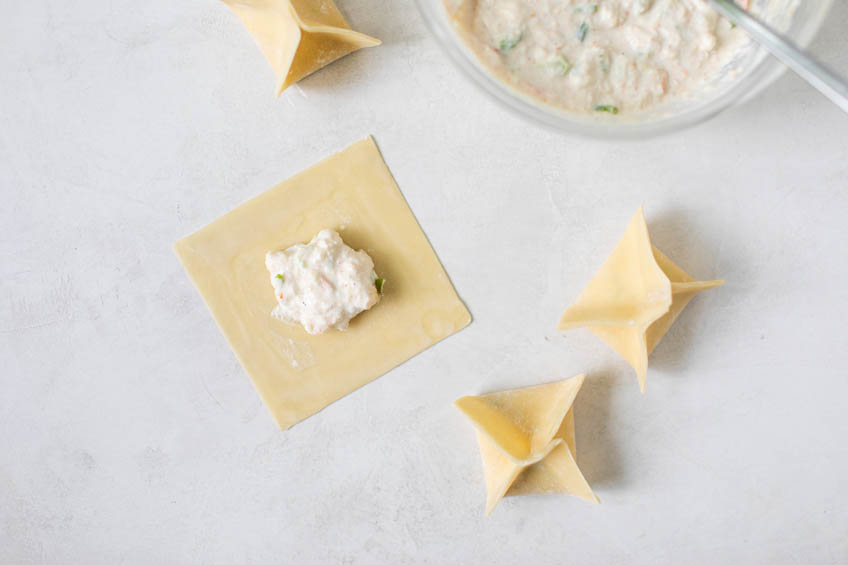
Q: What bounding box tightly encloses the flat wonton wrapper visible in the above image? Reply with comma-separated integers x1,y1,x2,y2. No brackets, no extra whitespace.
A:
174,137,471,429
455,375,599,515
558,208,723,392
222,0,381,95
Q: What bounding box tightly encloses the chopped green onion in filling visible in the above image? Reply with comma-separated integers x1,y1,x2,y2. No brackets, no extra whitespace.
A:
498,33,523,52
551,56,572,76
594,104,620,114
599,53,610,73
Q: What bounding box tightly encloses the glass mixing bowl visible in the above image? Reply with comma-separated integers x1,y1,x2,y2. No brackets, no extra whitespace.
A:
415,0,834,138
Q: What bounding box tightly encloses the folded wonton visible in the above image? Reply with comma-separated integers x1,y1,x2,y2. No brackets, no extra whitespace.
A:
455,375,599,515
558,208,723,392
222,0,381,95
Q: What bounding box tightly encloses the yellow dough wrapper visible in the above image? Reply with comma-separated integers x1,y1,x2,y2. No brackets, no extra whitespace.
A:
558,208,723,392
221,0,381,95
174,137,471,429
455,375,599,515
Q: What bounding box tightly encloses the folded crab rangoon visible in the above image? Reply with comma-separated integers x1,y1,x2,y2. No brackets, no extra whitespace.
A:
456,375,599,515
222,0,381,95
558,208,723,392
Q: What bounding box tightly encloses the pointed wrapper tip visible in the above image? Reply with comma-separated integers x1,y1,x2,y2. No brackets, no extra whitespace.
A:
555,206,671,332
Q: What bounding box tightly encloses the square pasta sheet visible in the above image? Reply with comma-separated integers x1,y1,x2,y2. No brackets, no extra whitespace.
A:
175,137,471,429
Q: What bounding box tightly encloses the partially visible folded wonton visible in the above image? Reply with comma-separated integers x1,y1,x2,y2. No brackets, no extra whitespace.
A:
222,0,381,95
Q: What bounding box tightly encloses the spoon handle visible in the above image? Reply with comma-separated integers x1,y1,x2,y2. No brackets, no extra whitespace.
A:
709,0,848,114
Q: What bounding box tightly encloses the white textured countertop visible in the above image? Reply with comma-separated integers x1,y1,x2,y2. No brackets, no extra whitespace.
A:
3,1,848,563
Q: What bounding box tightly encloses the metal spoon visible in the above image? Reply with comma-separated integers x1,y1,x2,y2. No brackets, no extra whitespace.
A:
708,0,848,113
